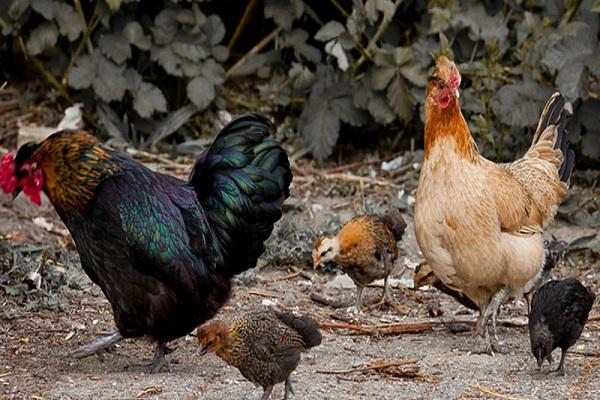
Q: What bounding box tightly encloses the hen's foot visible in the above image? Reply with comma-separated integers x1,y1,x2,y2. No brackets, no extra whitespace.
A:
68,331,124,359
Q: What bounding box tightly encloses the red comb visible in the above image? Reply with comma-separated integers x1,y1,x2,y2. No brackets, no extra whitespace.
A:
0,153,18,194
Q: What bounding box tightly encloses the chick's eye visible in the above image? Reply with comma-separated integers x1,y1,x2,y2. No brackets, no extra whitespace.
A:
320,250,327,257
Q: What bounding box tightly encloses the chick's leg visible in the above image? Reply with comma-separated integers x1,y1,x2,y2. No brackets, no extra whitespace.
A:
380,275,390,303
69,331,124,358
282,379,294,400
554,348,567,376
347,286,365,314
261,385,273,400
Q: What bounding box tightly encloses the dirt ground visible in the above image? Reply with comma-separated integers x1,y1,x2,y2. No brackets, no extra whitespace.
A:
1,160,599,400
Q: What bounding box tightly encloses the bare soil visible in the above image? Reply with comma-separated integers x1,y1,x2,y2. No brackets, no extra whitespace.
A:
1,162,599,400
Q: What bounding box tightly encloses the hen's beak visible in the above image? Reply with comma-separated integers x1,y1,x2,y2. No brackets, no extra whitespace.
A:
313,259,321,270
198,346,208,356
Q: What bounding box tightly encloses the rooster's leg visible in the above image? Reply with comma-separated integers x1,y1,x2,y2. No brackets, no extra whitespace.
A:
69,331,124,358
282,379,294,400
125,341,173,373
261,385,273,400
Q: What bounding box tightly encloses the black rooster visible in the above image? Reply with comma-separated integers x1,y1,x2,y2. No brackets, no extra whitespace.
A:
0,114,292,371
529,277,595,375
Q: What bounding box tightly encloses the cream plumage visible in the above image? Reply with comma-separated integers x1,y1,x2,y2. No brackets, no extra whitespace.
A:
414,56,573,350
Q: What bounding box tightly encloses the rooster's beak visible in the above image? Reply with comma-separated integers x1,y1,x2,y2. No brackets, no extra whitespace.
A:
12,188,21,199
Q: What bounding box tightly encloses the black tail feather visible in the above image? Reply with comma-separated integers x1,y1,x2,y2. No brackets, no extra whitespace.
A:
189,113,292,277
535,93,573,184
275,312,322,349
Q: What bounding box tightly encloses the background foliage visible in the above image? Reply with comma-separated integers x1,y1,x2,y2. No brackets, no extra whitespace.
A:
1,0,599,166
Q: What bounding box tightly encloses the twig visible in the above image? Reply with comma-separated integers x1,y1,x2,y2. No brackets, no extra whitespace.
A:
269,271,302,282
467,384,529,400
316,359,417,375
227,0,258,51
324,159,385,173
225,27,281,78
318,172,401,189
572,350,600,357
310,292,347,309
63,1,101,85
327,0,350,17
319,320,434,335
0,372,12,378
125,148,183,168
247,289,283,299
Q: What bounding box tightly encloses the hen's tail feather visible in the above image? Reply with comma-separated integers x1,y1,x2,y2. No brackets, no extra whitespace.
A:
275,312,322,349
534,92,573,184
190,113,292,277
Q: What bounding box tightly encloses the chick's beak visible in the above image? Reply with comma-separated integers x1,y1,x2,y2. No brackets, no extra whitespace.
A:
199,346,208,356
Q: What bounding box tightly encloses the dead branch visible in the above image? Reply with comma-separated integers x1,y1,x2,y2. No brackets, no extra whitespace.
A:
316,359,417,375
226,28,281,78
467,384,529,400
310,292,347,309
318,172,401,189
319,320,434,335
247,289,283,299
268,271,302,282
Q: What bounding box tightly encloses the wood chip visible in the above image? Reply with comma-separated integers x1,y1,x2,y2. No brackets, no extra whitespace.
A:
247,289,283,299
136,386,163,398
468,384,529,400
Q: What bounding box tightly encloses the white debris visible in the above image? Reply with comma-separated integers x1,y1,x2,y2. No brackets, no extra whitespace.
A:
261,299,278,307
381,155,405,171
32,217,53,231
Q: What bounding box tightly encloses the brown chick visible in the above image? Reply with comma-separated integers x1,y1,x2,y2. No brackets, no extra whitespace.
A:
197,310,322,400
312,210,407,312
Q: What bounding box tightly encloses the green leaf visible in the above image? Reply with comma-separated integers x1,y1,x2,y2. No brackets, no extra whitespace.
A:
368,94,395,124
123,21,152,51
371,66,396,90
264,0,300,30
315,21,346,42
203,15,226,45
31,0,56,19
55,3,83,41
201,59,225,85
68,53,95,89
301,95,340,162
454,4,508,44
331,95,369,127
211,45,229,62
94,51,127,101
387,74,415,122
152,8,178,45
99,33,131,64
187,76,215,110
105,0,122,12
491,78,553,128
429,7,451,34
151,45,183,76
288,62,316,90
26,21,58,56
125,69,167,118
172,42,208,62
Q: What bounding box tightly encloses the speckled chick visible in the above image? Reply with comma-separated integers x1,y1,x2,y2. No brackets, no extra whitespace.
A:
197,310,322,400
312,210,407,310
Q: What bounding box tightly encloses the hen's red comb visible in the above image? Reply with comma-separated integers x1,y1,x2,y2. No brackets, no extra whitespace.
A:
0,153,18,194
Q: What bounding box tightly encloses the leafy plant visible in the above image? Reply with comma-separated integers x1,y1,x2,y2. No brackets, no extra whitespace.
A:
0,0,599,166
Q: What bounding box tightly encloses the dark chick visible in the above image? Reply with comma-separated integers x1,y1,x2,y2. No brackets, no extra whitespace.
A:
197,310,322,400
0,114,292,371
312,209,407,312
529,277,595,375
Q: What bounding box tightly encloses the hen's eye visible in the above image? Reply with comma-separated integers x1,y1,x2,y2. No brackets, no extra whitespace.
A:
320,250,327,257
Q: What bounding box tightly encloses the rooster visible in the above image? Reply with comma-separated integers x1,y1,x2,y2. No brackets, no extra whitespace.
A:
197,309,322,400
0,114,292,371
414,56,574,352
312,210,407,312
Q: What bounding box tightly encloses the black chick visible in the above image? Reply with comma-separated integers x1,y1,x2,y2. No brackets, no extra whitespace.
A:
529,277,595,375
